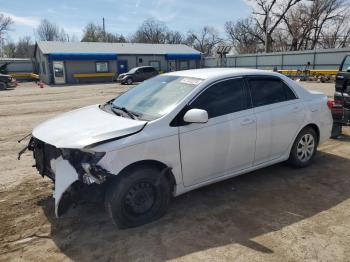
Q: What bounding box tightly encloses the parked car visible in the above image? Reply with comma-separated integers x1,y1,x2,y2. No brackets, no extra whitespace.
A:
117,66,158,85
0,73,16,90
330,54,350,138
25,68,332,228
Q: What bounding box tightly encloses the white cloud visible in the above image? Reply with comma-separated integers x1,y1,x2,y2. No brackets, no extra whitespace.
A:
2,12,40,27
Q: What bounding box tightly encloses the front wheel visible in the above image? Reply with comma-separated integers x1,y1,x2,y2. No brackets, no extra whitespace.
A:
288,127,317,168
126,77,133,85
105,166,171,228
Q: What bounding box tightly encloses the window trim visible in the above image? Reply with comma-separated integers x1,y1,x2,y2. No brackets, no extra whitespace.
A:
95,61,109,73
245,75,298,108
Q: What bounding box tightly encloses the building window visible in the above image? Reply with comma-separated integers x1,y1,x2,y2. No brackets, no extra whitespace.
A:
42,61,46,74
149,61,161,71
138,58,143,63
179,60,189,70
96,61,109,73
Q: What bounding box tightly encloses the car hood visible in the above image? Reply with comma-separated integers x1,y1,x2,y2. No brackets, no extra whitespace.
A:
32,104,147,149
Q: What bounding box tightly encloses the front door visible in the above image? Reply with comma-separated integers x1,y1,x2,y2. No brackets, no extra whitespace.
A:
117,60,128,74
179,78,256,187
53,61,66,84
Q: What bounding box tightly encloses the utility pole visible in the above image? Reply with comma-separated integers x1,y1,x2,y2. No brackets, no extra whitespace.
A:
102,17,106,42
265,9,269,53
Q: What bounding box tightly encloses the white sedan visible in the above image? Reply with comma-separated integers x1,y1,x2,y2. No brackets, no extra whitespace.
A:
26,68,332,228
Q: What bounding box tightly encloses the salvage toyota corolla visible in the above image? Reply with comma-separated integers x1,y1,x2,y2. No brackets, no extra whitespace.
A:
24,68,332,228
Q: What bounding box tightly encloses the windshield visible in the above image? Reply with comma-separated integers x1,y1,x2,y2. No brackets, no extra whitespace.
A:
112,75,203,120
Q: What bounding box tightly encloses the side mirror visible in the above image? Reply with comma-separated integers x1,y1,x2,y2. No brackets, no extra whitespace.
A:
183,109,208,124
347,67,350,72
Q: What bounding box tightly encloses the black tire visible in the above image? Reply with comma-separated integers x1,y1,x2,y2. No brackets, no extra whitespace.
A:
288,127,317,168
331,123,342,139
0,82,7,90
126,77,133,85
105,166,171,228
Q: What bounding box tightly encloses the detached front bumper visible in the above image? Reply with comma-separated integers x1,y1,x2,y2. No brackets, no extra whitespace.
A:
28,137,110,217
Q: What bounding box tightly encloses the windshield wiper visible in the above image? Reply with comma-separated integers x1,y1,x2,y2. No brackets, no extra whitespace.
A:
112,106,139,120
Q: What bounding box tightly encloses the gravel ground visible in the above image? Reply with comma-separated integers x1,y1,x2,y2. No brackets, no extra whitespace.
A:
0,81,349,262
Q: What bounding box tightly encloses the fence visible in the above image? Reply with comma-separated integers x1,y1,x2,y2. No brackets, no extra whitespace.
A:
203,47,350,70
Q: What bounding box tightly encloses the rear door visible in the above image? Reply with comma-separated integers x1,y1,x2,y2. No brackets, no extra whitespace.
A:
134,68,145,81
247,76,304,164
179,78,256,187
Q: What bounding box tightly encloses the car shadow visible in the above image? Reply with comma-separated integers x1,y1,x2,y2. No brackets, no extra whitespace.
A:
39,151,350,261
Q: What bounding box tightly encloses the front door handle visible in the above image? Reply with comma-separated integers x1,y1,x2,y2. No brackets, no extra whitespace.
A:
241,118,256,126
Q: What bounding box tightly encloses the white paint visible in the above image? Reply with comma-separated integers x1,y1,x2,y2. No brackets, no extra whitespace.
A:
51,156,79,217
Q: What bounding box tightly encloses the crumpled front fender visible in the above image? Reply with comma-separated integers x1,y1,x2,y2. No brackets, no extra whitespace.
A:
51,156,79,217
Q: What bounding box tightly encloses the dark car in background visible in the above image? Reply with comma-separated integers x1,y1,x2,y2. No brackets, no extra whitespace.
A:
331,54,350,138
117,66,158,85
0,74,16,90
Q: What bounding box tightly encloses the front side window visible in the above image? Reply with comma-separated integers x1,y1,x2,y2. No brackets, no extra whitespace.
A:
96,62,109,73
248,78,296,107
190,78,249,119
341,56,350,72
112,75,203,120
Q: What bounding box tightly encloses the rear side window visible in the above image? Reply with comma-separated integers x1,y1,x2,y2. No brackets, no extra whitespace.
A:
340,56,350,72
248,78,296,107
190,78,249,118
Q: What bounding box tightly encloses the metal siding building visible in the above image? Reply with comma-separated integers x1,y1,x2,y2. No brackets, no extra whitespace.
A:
34,41,201,85
0,58,34,73
204,48,350,70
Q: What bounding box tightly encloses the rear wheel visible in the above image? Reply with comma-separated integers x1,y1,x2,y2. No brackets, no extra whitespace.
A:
105,166,171,228
288,127,317,168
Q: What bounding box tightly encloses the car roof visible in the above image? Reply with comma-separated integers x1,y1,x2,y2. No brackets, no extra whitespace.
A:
165,68,282,80
135,66,154,69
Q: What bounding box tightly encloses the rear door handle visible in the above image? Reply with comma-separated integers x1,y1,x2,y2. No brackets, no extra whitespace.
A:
241,118,256,126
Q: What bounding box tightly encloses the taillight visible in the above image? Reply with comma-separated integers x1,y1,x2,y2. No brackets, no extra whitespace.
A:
327,100,334,109
334,98,344,106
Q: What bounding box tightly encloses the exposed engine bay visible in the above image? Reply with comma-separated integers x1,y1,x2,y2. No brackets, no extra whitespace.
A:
27,137,110,216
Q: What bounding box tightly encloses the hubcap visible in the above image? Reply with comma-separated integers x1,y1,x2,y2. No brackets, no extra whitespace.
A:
124,182,156,215
297,133,315,162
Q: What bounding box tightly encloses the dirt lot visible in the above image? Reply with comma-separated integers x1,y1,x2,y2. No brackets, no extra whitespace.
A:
1,81,350,262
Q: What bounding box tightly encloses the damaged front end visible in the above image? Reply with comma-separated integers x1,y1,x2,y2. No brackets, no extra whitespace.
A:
28,137,111,217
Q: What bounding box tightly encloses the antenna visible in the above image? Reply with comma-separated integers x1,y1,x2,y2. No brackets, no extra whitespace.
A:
102,18,106,41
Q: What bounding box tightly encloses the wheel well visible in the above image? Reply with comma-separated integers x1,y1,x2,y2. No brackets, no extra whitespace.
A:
303,123,320,144
111,160,176,191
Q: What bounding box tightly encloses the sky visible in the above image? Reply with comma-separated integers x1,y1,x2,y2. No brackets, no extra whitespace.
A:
1,0,251,42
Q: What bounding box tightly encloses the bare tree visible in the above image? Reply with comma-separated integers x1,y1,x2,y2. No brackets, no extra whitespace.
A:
247,0,302,52
320,13,350,48
309,0,348,49
81,22,127,42
186,26,223,56
132,18,169,44
225,18,264,53
165,30,184,44
2,41,16,57
0,13,13,38
36,19,60,41
15,36,34,57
